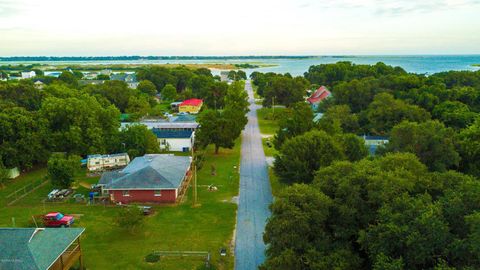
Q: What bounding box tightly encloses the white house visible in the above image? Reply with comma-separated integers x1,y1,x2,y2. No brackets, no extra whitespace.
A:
87,153,130,172
33,80,44,89
152,129,195,152
362,135,389,155
21,71,36,79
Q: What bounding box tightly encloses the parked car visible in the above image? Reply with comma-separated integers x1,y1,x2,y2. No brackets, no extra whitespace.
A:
43,212,74,227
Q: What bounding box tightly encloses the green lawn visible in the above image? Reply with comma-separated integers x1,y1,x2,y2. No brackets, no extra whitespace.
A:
0,143,241,270
256,107,286,135
268,168,286,198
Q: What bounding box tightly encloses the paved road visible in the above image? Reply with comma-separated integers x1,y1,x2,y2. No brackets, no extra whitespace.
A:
235,80,273,270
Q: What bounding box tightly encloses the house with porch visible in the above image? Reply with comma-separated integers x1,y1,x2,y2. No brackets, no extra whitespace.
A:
110,73,139,89
0,227,85,270
99,154,192,204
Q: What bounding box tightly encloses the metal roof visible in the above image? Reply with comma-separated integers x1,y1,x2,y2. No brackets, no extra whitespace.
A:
151,129,194,139
0,228,84,270
101,154,191,190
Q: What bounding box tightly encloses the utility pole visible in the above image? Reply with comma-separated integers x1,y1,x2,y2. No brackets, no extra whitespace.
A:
272,96,275,119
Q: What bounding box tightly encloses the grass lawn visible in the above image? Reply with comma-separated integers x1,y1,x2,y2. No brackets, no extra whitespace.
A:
262,138,278,157
268,168,286,198
256,107,286,135
0,142,241,270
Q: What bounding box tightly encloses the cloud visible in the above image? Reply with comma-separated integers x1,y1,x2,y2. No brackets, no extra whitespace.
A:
308,0,480,16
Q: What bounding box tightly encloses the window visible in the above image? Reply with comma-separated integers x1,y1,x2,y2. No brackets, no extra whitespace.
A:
122,190,130,196
154,190,161,197
95,161,100,165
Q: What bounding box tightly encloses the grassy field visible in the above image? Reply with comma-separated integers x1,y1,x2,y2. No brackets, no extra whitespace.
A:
268,168,286,198
0,142,241,270
256,107,286,135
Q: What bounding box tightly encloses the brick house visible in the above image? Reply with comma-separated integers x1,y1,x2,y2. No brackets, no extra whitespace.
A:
99,154,192,204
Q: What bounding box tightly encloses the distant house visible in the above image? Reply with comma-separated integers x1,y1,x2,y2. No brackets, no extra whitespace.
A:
99,69,112,76
362,135,389,155
220,71,229,82
152,129,195,152
313,113,324,123
21,71,36,79
110,73,139,89
78,80,105,86
307,86,331,111
170,101,183,112
34,80,45,89
99,154,192,203
83,72,99,80
0,227,85,270
87,153,130,172
179,99,203,114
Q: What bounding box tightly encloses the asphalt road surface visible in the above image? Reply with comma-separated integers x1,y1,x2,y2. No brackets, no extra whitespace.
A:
234,80,273,270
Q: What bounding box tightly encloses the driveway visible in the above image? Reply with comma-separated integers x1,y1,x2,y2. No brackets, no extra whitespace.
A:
234,80,273,270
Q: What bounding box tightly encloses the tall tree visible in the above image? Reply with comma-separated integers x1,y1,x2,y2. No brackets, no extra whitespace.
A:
383,120,460,171
274,102,315,149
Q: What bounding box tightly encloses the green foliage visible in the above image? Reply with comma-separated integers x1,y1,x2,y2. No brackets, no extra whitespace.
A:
0,161,9,188
433,101,477,129
196,81,249,154
273,102,315,149
137,80,157,96
265,152,480,270
384,120,460,171
261,74,310,107
274,130,345,184
47,153,81,188
317,104,360,134
58,71,78,87
96,74,110,80
144,253,160,263
85,80,137,112
366,93,430,135
304,61,406,86
160,83,177,101
40,94,121,156
119,125,160,158
457,118,480,176
115,206,145,232
227,70,247,81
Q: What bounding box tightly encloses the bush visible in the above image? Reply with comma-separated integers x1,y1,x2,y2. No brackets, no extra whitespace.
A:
145,253,160,263
115,205,145,232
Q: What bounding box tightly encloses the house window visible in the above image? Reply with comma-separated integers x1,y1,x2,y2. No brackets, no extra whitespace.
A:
154,190,161,197
161,139,167,145
122,190,130,197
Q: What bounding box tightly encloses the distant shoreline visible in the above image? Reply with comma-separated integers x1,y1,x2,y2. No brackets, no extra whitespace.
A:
0,55,315,62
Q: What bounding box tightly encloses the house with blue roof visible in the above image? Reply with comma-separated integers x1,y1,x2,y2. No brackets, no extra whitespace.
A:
152,128,195,152
0,227,85,270
361,135,389,155
99,154,192,203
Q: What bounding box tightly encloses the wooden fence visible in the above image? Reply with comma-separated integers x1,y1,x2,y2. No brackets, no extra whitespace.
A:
5,179,48,206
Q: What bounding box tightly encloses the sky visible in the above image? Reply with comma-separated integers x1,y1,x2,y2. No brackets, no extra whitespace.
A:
1,0,480,56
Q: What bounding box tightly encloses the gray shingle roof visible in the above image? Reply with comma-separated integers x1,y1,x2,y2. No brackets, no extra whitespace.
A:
0,228,84,270
101,154,191,190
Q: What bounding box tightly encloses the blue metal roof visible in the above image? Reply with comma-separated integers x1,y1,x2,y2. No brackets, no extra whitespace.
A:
151,129,193,139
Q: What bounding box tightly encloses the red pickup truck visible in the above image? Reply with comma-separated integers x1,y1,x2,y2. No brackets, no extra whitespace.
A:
43,212,74,227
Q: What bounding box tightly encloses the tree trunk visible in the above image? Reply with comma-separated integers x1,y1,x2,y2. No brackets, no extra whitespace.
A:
215,145,220,154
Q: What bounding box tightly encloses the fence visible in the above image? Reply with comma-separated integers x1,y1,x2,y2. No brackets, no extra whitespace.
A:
6,179,48,206
151,251,211,267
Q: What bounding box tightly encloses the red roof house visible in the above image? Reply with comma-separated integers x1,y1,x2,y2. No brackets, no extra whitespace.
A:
179,99,203,114
307,86,331,106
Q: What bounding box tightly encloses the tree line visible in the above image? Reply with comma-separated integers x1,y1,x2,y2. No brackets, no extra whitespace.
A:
256,62,480,269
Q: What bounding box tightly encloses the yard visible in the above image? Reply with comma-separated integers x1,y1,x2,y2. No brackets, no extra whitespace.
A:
256,107,286,136
0,141,241,270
